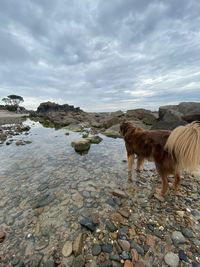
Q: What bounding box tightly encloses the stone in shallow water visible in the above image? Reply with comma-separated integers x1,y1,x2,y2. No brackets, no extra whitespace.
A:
112,189,127,198
80,217,96,232
33,193,54,209
71,139,90,152
87,135,103,144
92,244,102,256
164,252,179,267
73,233,84,256
62,241,73,257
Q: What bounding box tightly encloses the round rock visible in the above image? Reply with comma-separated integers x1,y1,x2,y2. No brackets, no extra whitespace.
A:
164,252,179,267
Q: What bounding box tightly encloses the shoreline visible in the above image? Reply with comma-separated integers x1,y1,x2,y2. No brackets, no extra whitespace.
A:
0,110,29,126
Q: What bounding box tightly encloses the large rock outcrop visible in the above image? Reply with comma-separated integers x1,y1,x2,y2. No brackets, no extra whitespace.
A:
152,102,200,130
37,102,81,114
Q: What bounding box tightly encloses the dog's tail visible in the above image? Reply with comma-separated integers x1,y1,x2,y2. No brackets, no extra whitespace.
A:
165,121,200,171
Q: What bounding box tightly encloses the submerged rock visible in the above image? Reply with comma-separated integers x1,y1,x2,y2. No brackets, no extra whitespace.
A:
71,139,91,152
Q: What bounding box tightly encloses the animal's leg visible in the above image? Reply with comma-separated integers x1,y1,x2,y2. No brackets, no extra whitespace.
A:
128,154,134,181
173,173,181,194
157,175,169,196
136,156,145,172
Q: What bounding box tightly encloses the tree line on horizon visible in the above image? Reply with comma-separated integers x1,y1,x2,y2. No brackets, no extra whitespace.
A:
1,94,24,112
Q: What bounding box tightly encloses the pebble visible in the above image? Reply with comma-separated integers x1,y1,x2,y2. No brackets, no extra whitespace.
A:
118,239,130,252
171,231,186,245
106,220,118,232
164,252,179,267
102,244,113,253
124,260,133,267
73,232,84,256
62,241,73,257
92,244,102,256
80,217,96,232
178,249,188,262
129,240,144,256
181,227,194,238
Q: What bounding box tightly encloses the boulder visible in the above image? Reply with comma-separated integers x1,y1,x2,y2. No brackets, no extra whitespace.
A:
87,135,103,144
151,102,200,130
182,113,200,122
71,139,91,152
126,109,157,125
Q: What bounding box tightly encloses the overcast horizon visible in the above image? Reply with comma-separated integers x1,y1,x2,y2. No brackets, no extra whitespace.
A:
0,0,200,112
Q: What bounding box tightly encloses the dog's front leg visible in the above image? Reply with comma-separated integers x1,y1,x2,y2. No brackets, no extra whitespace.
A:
128,154,134,181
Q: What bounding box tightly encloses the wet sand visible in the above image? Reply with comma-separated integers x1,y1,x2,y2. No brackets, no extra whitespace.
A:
0,110,29,125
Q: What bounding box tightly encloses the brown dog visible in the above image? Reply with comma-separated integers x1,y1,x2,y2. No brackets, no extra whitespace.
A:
120,120,200,196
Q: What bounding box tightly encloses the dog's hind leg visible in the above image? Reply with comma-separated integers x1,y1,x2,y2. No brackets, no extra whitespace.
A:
156,174,169,196
173,173,181,194
136,156,145,172
128,154,134,181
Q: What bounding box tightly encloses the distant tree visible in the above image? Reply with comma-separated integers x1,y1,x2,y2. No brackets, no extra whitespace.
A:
2,97,11,105
7,95,24,106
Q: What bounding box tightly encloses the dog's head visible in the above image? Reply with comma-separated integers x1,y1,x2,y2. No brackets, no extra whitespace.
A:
119,120,133,136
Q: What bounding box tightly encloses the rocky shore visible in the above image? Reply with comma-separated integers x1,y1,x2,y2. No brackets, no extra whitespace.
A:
0,103,200,267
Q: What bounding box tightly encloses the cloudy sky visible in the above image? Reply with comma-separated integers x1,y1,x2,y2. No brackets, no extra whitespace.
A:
0,0,200,111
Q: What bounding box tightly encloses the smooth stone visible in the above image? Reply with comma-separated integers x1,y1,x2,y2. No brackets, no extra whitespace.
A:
172,231,186,245
106,220,118,232
80,217,96,232
102,244,113,253
62,241,73,257
181,227,194,238
73,233,84,256
87,135,103,144
11,257,20,266
178,250,188,262
129,240,144,256
92,244,102,256
124,260,133,267
118,239,130,252
71,139,90,152
164,252,179,267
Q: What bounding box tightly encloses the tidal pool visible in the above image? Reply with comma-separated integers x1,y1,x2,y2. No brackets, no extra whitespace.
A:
0,119,131,258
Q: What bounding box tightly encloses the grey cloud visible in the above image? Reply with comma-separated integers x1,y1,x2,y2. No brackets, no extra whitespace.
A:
0,0,200,111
